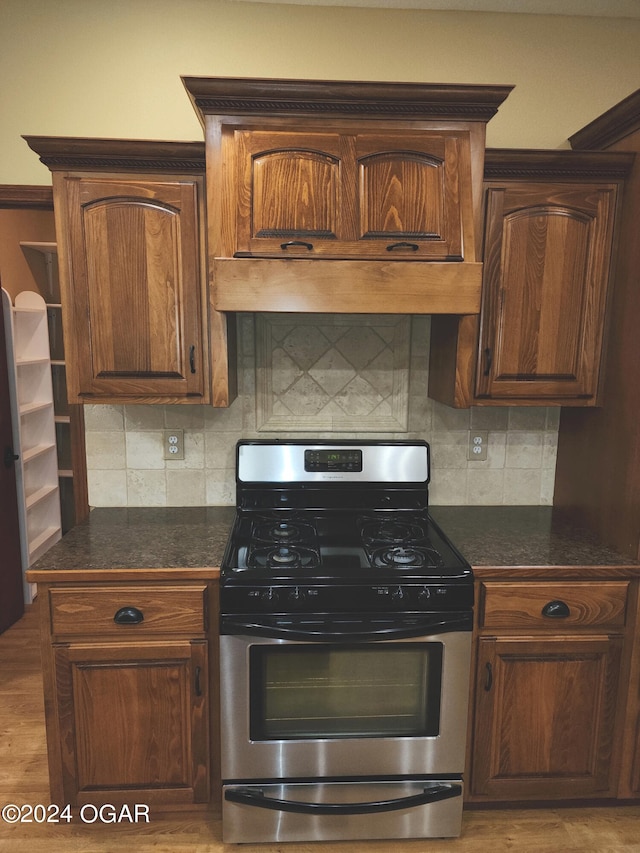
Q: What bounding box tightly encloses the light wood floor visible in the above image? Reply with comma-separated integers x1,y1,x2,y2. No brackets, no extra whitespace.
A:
1,604,639,853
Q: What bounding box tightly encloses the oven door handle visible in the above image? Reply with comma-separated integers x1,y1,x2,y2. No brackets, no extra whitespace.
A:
220,613,472,640
225,783,462,815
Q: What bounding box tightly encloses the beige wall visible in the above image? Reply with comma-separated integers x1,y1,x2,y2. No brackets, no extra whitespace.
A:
2,0,639,185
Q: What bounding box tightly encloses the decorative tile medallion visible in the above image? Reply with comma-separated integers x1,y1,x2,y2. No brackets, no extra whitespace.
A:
256,314,410,432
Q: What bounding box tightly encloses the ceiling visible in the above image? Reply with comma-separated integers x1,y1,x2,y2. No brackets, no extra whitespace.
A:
229,0,640,16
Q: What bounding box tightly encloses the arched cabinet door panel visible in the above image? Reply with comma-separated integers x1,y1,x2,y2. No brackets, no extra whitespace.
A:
232,129,471,261
57,174,208,403
476,181,618,403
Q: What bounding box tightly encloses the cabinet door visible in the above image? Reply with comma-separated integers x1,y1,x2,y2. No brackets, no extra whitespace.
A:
53,639,209,806
60,176,207,401
233,130,470,260
476,182,617,402
472,635,622,800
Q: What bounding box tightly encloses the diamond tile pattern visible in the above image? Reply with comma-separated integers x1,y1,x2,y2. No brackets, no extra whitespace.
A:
256,314,410,431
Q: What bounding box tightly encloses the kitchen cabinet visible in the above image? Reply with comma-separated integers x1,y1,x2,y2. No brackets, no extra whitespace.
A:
429,149,632,408
225,128,471,261
38,581,211,808
469,578,629,801
23,137,237,407
183,76,513,315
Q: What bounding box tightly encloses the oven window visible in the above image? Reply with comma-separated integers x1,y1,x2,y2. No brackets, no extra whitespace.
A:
250,643,442,740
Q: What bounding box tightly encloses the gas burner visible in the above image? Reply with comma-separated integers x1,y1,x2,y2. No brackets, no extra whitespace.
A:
248,545,320,571
252,519,317,546
371,545,445,570
359,517,427,546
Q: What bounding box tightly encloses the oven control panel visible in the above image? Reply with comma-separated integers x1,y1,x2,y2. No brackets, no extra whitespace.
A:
304,449,363,472
220,583,473,613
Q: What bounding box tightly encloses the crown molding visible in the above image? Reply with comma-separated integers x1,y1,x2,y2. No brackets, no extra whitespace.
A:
23,137,206,173
182,76,514,123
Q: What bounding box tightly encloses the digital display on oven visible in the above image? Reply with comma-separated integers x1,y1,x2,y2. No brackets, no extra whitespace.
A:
304,449,363,472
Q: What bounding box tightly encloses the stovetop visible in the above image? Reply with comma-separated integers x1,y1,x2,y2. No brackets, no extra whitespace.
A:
220,440,473,615
222,510,472,582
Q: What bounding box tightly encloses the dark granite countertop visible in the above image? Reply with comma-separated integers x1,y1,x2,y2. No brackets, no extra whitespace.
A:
26,505,639,582
430,506,639,571
27,506,236,579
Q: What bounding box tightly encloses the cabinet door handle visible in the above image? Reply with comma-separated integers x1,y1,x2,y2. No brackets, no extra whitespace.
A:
484,662,493,692
386,241,419,252
541,600,571,619
189,345,196,374
280,240,314,251
483,348,492,377
194,666,202,697
113,606,144,625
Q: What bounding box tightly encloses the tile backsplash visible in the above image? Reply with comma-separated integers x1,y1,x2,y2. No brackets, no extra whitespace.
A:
85,314,558,507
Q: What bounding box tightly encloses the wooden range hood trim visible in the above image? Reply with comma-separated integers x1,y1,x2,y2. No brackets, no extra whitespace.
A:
182,76,514,123
212,258,483,314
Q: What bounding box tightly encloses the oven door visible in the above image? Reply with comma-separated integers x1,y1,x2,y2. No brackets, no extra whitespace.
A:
219,613,472,781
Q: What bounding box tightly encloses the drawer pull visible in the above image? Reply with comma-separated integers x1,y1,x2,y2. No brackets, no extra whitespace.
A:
113,606,144,625
541,600,570,619
280,240,313,251
195,666,202,697
386,241,419,252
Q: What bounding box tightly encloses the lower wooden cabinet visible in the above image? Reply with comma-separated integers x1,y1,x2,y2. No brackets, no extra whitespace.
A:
472,634,622,799
38,580,212,809
469,578,631,802
53,639,209,806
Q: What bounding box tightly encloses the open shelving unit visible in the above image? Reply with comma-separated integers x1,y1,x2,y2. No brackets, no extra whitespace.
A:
2,287,61,603
19,241,88,535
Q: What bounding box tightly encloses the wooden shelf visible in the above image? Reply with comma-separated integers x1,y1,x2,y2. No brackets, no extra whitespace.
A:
2,288,61,604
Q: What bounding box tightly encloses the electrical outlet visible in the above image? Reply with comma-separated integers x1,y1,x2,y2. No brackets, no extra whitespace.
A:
468,430,488,462
163,428,184,460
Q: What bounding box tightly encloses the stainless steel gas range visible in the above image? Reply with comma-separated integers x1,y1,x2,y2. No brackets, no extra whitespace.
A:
219,439,473,844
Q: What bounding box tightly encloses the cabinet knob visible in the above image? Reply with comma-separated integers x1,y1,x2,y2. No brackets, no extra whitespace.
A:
541,600,570,619
113,606,144,625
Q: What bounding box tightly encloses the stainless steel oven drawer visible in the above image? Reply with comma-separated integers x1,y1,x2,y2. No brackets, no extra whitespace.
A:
222,778,464,843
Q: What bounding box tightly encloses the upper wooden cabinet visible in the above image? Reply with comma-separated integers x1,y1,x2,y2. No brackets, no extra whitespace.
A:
183,76,513,315
429,149,633,407
224,128,470,261
23,138,237,407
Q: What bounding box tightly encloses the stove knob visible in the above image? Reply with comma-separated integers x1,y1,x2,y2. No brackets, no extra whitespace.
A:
418,586,431,600
288,587,307,603
391,586,405,601
261,588,279,603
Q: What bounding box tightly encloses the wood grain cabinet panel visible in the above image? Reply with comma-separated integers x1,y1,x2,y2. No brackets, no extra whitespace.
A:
469,575,631,803
59,175,207,402
35,578,214,810
476,181,618,401
428,150,632,408
472,634,623,799
479,581,629,630
232,129,470,261
54,639,209,806
49,584,207,636
21,137,239,406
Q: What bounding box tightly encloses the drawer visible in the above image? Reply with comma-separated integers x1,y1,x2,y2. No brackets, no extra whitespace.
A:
479,581,629,630
49,584,207,636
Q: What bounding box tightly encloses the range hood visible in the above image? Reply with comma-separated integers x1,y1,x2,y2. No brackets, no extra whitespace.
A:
183,76,513,315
